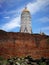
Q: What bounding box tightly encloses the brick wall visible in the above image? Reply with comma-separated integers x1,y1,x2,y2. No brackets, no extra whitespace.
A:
0,31,49,59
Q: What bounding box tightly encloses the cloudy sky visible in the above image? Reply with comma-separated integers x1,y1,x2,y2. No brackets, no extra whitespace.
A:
0,0,49,35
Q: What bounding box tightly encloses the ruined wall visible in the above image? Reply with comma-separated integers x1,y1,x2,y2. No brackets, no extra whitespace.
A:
0,30,49,59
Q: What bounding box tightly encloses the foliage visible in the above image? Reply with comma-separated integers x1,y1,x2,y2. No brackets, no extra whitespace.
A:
0,56,4,60
39,62,46,65
0,56,49,65
47,38,49,44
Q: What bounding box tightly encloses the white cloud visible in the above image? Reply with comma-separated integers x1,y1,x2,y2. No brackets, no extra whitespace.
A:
4,16,10,19
1,16,20,31
41,26,49,31
0,4,2,7
1,0,49,31
0,8,21,15
37,26,49,33
0,0,5,3
37,17,49,23
27,0,49,14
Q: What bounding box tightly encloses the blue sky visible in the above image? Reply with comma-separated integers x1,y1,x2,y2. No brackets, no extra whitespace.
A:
0,0,49,35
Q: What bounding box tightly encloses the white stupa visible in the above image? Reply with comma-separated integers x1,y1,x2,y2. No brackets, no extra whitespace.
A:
20,7,32,34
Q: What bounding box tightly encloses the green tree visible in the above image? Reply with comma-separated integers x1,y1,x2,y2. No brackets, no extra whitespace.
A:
39,62,46,65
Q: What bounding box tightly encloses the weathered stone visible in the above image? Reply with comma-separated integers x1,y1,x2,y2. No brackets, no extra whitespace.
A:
0,30,49,59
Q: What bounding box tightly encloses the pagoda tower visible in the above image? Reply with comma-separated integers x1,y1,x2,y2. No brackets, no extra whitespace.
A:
20,7,32,34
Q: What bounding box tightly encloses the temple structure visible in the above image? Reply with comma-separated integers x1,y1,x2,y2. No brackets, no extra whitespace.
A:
20,7,32,34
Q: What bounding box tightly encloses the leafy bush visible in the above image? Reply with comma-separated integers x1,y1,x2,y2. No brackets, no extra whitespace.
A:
0,56,48,65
